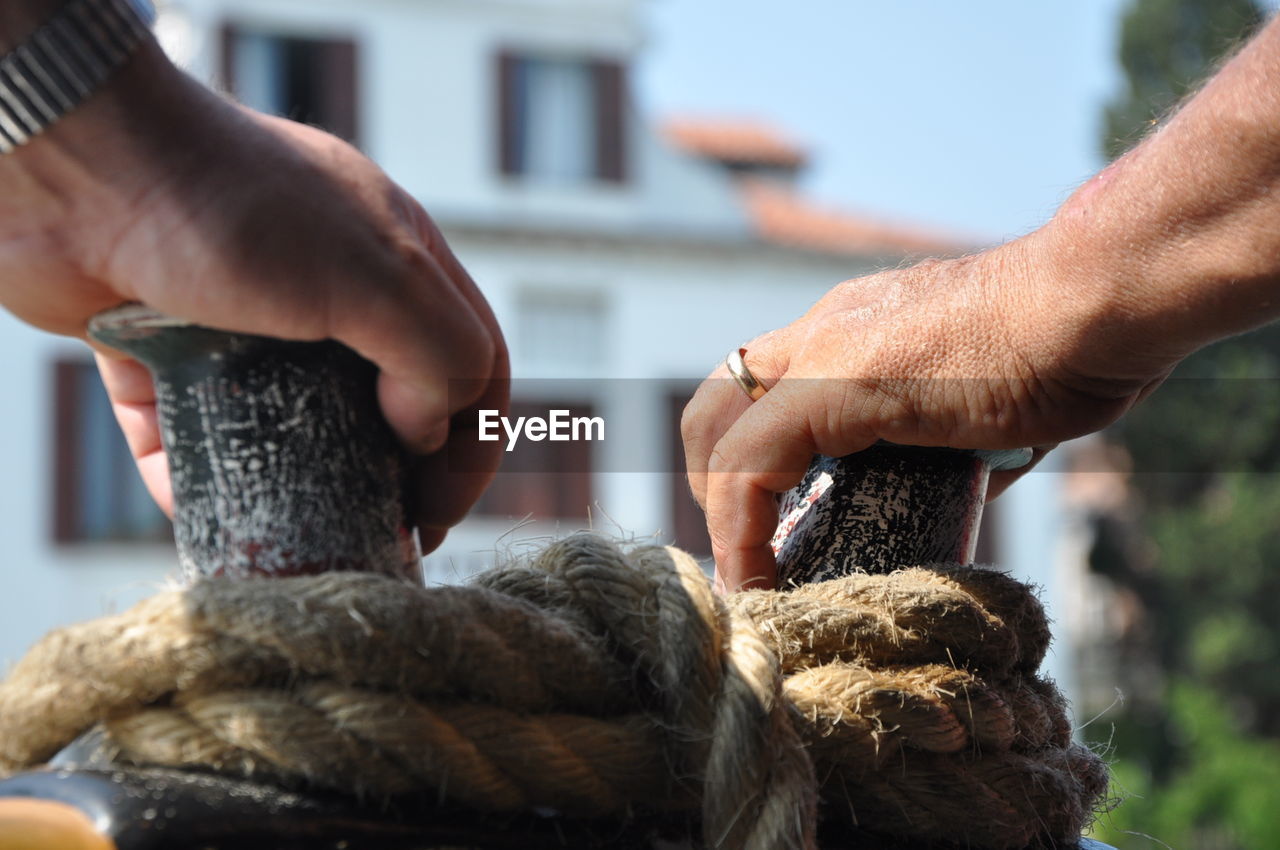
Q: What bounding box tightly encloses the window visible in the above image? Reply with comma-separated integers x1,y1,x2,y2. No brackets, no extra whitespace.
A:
52,360,171,544
472,400,595,521
497,51,628,184
517,289,607,369
221,25,359,145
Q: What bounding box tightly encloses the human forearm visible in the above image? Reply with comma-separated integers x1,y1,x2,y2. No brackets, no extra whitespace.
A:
1045,15,1280,379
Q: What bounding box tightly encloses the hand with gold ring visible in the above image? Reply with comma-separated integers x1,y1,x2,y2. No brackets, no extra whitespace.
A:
679,222,1222,591
684,22,1280,591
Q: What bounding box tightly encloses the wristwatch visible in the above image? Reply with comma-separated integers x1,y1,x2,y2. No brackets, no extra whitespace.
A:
0,0,157,154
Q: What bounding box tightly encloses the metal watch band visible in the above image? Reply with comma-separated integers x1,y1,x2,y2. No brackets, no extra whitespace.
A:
0,0,156,154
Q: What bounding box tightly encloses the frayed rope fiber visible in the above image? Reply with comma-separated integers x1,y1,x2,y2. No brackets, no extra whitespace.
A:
0,534,1106,849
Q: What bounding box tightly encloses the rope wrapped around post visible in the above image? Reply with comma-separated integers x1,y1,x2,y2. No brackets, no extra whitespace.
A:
0,534,1107,850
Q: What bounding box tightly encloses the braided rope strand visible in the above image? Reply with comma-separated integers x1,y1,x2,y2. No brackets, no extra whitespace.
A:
0,533,1106,849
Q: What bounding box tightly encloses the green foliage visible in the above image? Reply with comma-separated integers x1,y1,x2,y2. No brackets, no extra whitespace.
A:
1144,471,1280,731
1089,0,1280,846
1103,0,1265,159
1116,326,1280,501
1091,335,1280,844
1088,683,1280,849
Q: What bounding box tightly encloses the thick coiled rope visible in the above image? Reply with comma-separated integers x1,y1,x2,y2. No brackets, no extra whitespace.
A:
0,534,1106,849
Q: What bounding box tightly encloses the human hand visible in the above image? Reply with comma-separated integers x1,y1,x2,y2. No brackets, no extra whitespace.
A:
681,232,1177,592
682,17,1280,592
0,43,507,553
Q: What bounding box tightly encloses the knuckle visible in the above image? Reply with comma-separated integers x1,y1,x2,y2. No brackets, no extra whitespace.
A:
680,385,713,443
707,444,734,474
706,523,739,558
702,489,739,543
468,320,499,374
484,328,511,375
686,481,707,512
707,442,753,477
835,376,912,439
443,307,500,390
679,399,698,442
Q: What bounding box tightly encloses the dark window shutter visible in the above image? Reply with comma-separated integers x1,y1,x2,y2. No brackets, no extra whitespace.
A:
497,50,523,176
219,22,239,94
51,359,81,543
319,38,359,146
50,359,175,545
591,59,627,184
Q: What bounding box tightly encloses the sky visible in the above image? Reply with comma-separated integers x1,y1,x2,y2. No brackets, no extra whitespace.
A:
638,0,1132,244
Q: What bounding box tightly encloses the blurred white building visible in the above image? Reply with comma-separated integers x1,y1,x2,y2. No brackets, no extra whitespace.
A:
0,0,1086,702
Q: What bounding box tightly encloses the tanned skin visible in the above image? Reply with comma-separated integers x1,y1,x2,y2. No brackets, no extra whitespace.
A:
0,3,509,554
683,18,1280,591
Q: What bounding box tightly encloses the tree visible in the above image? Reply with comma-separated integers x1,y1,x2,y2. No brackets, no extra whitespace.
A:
1086,1,1280,847
1103,0,1264,159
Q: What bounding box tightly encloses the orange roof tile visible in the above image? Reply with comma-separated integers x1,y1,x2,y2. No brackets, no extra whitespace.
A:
739,179,967,258
663,117,808,170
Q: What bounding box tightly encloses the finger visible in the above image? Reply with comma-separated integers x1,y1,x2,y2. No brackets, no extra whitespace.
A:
378,375,453,454
0,264,121,340
93,353,174,516
986,444,1055,501
409,347,511,549
328,247,496,454
410,202,504,341
681,377,751,510
377,203,509,460
682,338,789,509
93,352,153,407
132,451,173,518
703,384,821,592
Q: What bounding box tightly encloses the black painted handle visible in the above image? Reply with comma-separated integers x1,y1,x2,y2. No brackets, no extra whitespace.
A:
773,444,1031,585
88,305,421,584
